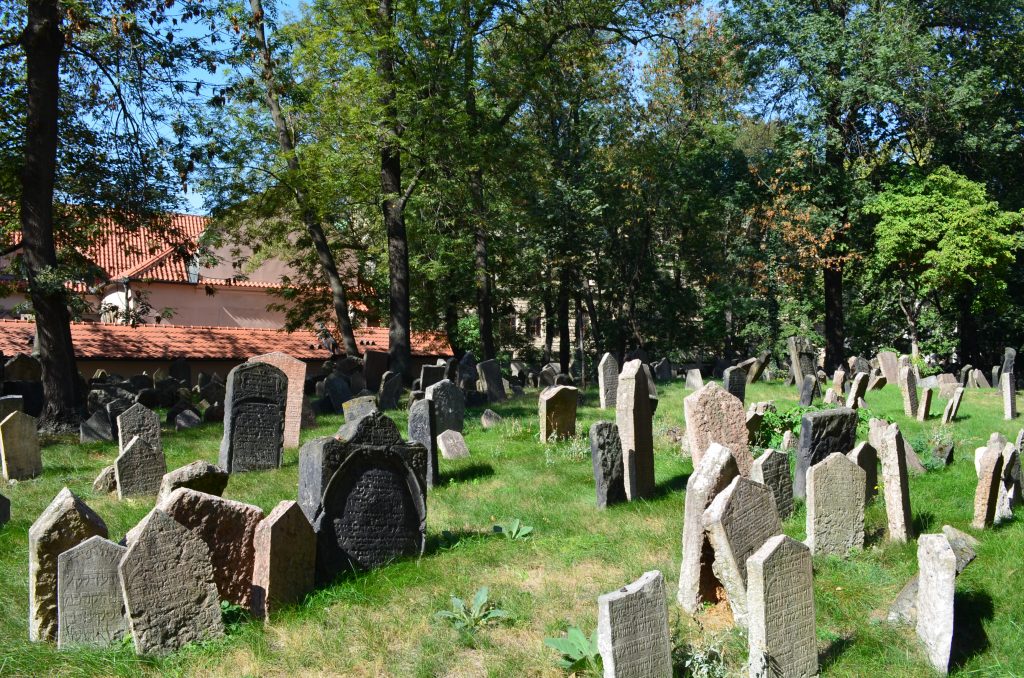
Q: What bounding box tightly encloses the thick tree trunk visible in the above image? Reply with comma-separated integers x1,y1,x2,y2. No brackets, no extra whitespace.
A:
823,265,844,372
558,266,571,374
250,0,358,356
22,0,82,433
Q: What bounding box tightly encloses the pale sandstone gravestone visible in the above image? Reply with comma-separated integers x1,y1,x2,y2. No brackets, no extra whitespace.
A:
57,536,127,648
916,534,958,675
477,359,506,402
29,488,108,642
252,500,315,619
219,361,287,473
941,387,965,424
877,350,899,384
887,525,977,626
157,460,229,503
723,366,746,404
539,385,578,441
971,368,990,388
703,476,782,628
972,445,1003,529
832,368,847,395
597,570,672,678
1002,371,1017,420
119,509,224,655
426,378,465,436
590,422,627,509
1,410,41,481
480,409,502,429
751,449,793,519
918,387,934,421
437,429,470,460
845,372,869,409
899,365,919,418
747,535,818,678
806,453,865,557
115,436,166,499
684,381,751,475
793,407,857,499
936,373,959,398
848,442,878,503
249,352,307,447
685,368,703,390
678,443,739,613
599,353,619,410
881,424,913,542
616,360,655,500
746,350,770,384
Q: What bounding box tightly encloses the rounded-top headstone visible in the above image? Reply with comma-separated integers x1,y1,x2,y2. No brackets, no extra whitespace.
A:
219,361,287,473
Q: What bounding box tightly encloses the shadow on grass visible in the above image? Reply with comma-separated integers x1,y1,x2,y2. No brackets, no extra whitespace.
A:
442,463,495,484
949,589,993,670
423,528,492,556
864,525,887,548
653,472,690,498
912,511,937,536
819,633,856,670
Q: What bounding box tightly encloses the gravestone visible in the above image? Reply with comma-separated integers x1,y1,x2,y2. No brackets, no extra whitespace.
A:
832,368,847,396
115,436,166,499
683,382,751,475
29,488,108,641
1,411,41,481
539,385,578,441
252,500,315,619
363,350,389,393
746,351,771,384
703,476,782,628
406,399,438,488
1003,347,1017,375
119,509,223,655
0,394,23,420
751,449,793,519
972,445,1003,529
157,488,264,609
723,366,746,403
248,352,306,448
1002,372,1017,420
641,364,658,399
419,364,446,390
105,398,133,440
918,387,934,421
93,465,116,493
2,380,43,417
848,355,871,375
598,353,619,409
116,403,161,458
313,447,426,584
158,461,229,502
343,395,378,422
168,357,192,386
936,373,959,398
477,359,506,402
426,378,465,435
822,388,838,405
877,351,899,383
972,368,990,388
57,536,126,648
881,424,913,542
996,443,1020,524
324,373,352,411
899,365,919,418
5,353,42,381
916,534,957,675
888,525,977,626
747,535,818,678
793,407,857,499
847,442,878,503
539,364,558,387
958,364,973,386
845,372,869,409
219,362,287,473
597,570,672,678
678,443,740,613
787,336,816,385
590,422,626,509
653,358,673,382
480,409,502,429
685,368,703,390
616,360,655,500
378,370,403,411
0,491,8,526
941,387,965,424
798,374,818,407
437,429,469,460
175,409,201,430
806,453,865,557
992,366,1002,390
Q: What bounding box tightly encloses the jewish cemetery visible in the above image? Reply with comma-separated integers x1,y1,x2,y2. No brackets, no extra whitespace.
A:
1,1,1024,675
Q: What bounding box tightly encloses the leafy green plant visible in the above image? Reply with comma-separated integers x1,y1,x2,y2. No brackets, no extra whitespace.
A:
755,404,815,448
494,518,534,540
434,587,511,644
544,626,601,673
675,642,728,678
220,600,250,634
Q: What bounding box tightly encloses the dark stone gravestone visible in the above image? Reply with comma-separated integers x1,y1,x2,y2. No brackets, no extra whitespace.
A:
378,371,403,410
419,364,446,391
794,408,857,499
363,350,390,393
169,357,192,386
2,380,43,417
324,373,352,412
219,362,287,473
590,422,626,508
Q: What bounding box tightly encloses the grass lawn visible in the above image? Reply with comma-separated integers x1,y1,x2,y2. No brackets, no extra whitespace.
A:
0,380,1022,677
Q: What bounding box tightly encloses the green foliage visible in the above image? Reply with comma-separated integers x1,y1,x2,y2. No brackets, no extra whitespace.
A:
754,405,813,449
543,626,601,674
220,601,250,635
494,518,533,541
434,587,511,644
676,643,728,678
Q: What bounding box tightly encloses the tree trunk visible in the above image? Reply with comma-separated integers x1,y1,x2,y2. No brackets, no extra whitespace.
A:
249,0,358,356
558,266,571,374
21,0,82,433
543,270,555,361
823,265,844,372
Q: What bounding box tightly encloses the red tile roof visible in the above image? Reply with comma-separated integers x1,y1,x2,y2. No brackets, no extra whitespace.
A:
0,320,451,360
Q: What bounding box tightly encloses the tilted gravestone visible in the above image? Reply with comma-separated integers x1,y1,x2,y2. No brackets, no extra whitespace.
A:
703,475,782,628
941,387,965,424
29,488,108,642
590,421,626,509
847,442,878,503
219,362,287,473
426,378,465,436
845,372,869,409
597,570,672,678
899,365,919,418
888,525,977,626
723,366,746,403
480,409,502,429
616,360,655,500
378,370,403,410
972,445,1003,529
1,410,41,481
105,398,133,440
476,359,506,402
115,436,166,499
918,387,934,421
747,535,818,678
57,536,127,648
683,382,751,475
832,368,847,396
685,368,703,390
119,509,224,655
324,373,352,412
916,534,958,675
876,351,899,384
677,443,740,614
746,351,771,384
881,424,913,542
653,358,673,382
313,447,426,584
936,373,959,398
343,395,378,423
806,453,865,557
995,442,1020,524
598,353,619,410
539,385,578,441
793,407,857,499
437,430,470,460
787,336,816,386
252,500,315,619
751,449,793,519
248,352,307,448
157,460,229,503
116,403,161,457
798,374,818,407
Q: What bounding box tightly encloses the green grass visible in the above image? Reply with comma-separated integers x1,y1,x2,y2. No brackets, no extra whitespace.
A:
0,381,1022,677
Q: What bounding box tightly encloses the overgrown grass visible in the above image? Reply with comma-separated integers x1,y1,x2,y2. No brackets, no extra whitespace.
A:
0,382,1021,676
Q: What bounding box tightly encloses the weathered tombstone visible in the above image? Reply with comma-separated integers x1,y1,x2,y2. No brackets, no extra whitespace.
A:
252,500,315,619
157,488,264,609
116,403,161,456
941,387,965,424
0,491,9,526
780,430,795,451
476,359,506,402
917,387,934,421
787,336,816,385
219,362,287,473
539,385,578,441
845,372,869,409
5,353,42,381
653,357,673,382
590,422,626,509
168,357,192,385
916,534,957,675
992,366,1002,390
793,407,857,499
363,350,389,393
377,370,403,411
847,442,878,503
419,364,446,391
313,447,426,584
0,394,23,420
703,476,782,627
437,429,470,459
597,570,672,678
972,445,1003,529
104,398,133,440
972,368,990,388
723,366,746,403
806,453,865,557
616,360,655,500
57,536,126,648
641,364,658,399
539,364,558,387
115,436,166,499
877,351,899,384
29,488,108,642
598,353,619,410
1002,347,1017,374
157,461,229,502
888,525,977,626
323,373,352,411
959,363,973,387
936,373,959,398
1002,371,1017,420
426,378,465,435
881,424,913,542
93,465,116,493
684,382,751,475
119,509,224,655
175,409,201,430
832,368,847,396
406,398,438,488
747,535,817,678
745,351,771,384
996,443,1020,524
480,408,502,429
898,365,919,418
798,374,818,407
685,368,703,390
343,395,378,422
750,449,793,519
1,411,41,481
248,352,306,448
